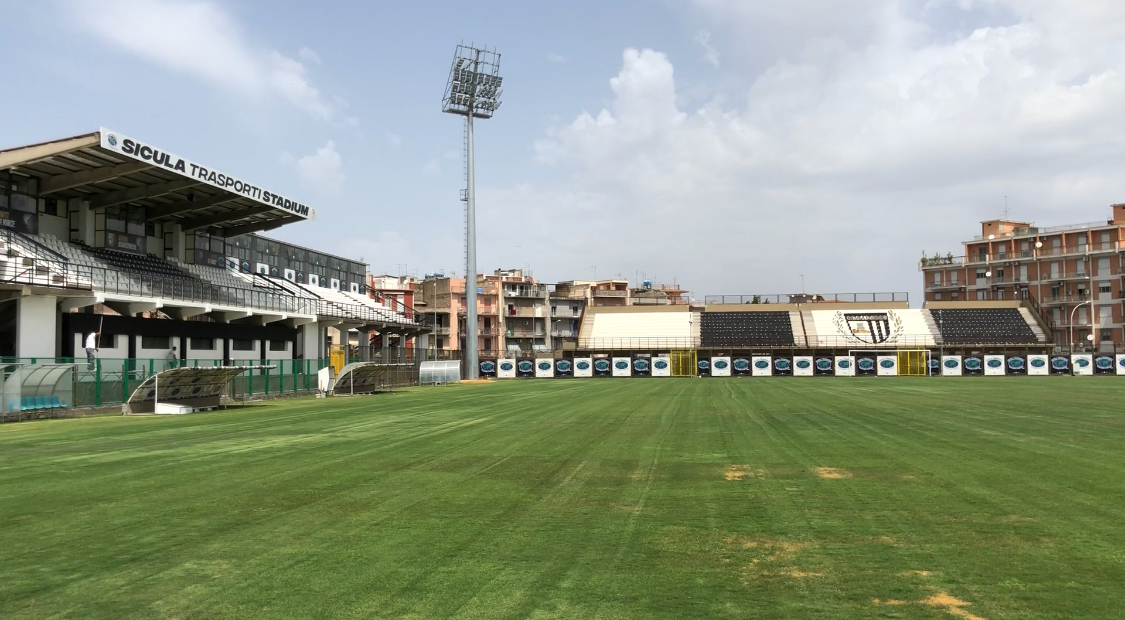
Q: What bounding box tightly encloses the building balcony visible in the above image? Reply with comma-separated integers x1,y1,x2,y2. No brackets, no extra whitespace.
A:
592,289,628,297
920,256,964,269
551,329,578,338
506,328,546,338
506,307,544,318
550,308,582,318
504,288,548,299
1040,294,1092,306
430,326,451,335
925,282,965,291
1043,271,1094,282
962,242,1122,264
479,328,501,336
458,306,499,316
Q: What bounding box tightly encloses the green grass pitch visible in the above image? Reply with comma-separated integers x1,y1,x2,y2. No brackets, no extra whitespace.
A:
2,378,1124,619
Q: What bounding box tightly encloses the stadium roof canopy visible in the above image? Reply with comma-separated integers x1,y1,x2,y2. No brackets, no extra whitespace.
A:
0,128,315,237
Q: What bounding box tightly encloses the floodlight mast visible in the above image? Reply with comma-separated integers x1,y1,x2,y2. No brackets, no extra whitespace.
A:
443,44,503,379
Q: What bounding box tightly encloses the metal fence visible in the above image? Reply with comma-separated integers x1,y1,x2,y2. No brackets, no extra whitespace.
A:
0,354,437,413
704,292,910,305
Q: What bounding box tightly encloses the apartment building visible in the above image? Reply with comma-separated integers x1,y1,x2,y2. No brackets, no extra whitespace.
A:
416,269,549,355
415,275,502,355
549,284,587,349
920,203,1125,350
497,269,550,353
367,274,418,350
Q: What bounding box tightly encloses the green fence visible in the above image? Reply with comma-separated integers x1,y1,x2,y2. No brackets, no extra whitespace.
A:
0,358,330,409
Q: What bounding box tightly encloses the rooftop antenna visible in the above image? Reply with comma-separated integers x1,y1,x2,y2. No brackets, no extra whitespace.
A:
1003,195,1009,219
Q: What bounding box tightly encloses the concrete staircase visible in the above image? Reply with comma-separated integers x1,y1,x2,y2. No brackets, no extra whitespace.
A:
1018,307,1051,344
790,311,809,347
921,310,944,346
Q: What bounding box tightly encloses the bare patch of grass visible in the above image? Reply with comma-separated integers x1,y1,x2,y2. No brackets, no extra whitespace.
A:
815,467,853,479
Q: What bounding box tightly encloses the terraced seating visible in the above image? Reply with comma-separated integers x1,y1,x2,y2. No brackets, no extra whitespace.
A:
929,308,1039,344
77,242,196,280
701,311,796,347
173,259,258,289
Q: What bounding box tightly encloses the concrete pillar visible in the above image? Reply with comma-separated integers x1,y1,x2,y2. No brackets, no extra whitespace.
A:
17,295,57,359
167,223,187,262
298,322,323,361
381,329,391,360
358,329,372,361
68,199,95,245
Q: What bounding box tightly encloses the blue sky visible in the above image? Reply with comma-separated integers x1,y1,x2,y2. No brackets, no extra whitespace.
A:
3,0,1125,302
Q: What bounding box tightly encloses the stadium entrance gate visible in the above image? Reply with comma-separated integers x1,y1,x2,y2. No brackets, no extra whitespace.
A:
847,349,930,376
670,350,697,377
896,350,928,376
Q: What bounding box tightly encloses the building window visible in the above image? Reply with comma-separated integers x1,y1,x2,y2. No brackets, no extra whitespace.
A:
141,336,170,350
269,340,288,351
932,272,941,285
934,293,942,300
1101,329,1114,342
1100,283,1111,294
976,289,986,300
232,339,255,351
995,289,1004,300
978,247,987,261
191,338,215,351
950,271,958,284
951,292,959,300
976,270,986,280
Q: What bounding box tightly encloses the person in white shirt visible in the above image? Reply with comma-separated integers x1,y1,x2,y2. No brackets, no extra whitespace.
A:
85,331,99,369
167,346,178,369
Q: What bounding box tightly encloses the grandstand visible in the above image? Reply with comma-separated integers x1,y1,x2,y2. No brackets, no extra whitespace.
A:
465,290,1074,379
0,128,426,403
578,305,697,349
700,310,796,347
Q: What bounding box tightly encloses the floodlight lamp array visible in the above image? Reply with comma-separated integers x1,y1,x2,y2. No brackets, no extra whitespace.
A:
443,45,503,119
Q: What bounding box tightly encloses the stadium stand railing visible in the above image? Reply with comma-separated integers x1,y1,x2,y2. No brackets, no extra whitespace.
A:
577,337,699,350
0,228,426,328
704,292,910,305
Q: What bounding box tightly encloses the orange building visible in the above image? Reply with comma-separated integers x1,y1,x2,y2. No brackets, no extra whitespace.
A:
920,204,1125,350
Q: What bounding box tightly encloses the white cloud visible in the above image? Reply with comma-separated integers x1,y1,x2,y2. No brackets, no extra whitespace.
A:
297,47,322,65
548,53,567,64
64,0,350,123
695,29,720,67
517,2,1125,296
385,132,403,148
293,141,345,195
340,232,411,275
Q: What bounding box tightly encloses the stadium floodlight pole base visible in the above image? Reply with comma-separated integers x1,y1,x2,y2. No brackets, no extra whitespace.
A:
465,112,478,379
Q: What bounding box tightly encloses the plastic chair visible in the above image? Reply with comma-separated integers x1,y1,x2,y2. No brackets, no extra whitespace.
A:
22,396,35,410
50,395,62,409
34,396,46,410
